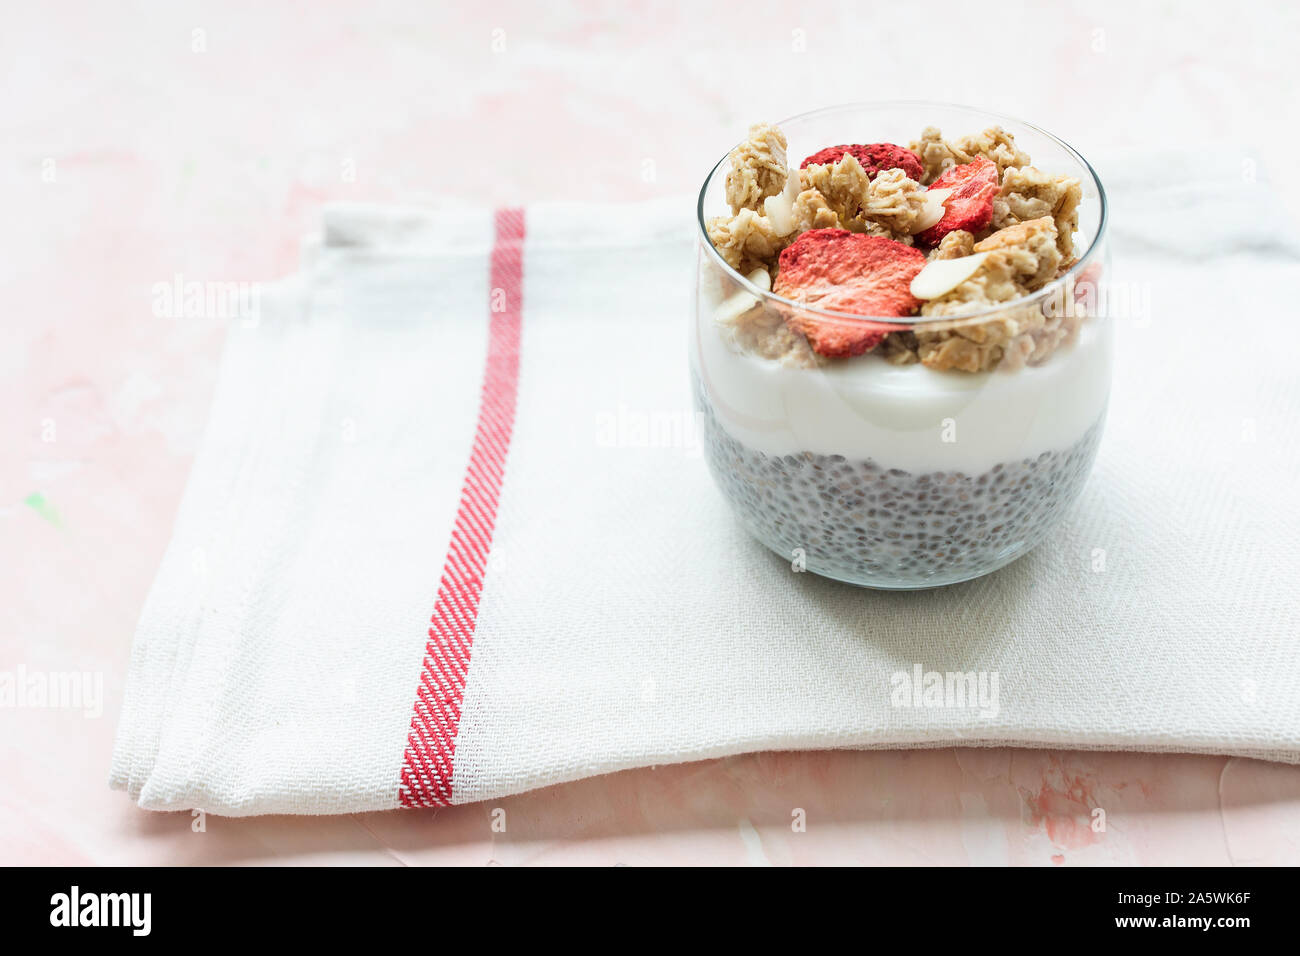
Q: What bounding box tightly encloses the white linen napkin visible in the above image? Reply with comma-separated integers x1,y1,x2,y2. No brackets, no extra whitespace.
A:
111,155,1300,816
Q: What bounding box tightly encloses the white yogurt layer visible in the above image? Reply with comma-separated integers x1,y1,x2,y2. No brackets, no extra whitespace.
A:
695,311,1113,475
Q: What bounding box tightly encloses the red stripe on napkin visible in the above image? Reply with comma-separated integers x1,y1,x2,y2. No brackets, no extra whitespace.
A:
399,208,525,808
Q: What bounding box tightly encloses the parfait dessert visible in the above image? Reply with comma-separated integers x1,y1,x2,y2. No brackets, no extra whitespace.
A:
692,103,1111,589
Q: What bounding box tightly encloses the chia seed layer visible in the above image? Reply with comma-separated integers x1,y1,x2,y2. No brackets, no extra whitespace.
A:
695,379,1105,588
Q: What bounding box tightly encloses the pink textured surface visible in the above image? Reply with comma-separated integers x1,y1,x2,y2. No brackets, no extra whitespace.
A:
5,0,1300,864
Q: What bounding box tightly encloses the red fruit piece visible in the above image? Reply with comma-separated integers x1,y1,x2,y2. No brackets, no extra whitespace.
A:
916,157,1000,246
773,229,925,358
800,143,924,182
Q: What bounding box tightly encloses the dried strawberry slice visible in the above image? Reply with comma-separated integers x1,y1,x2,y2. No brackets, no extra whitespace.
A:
773,229,925,358
916,157,1000,245
800,143,924,182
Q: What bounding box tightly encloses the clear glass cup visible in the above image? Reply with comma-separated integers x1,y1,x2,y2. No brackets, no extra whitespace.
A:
691,102,1111,589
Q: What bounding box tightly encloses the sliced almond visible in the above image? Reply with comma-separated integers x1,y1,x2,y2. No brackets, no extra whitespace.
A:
763,193,794,236
714,267,773,323
909,252,990,300
909,187,953,234
763,169,803,236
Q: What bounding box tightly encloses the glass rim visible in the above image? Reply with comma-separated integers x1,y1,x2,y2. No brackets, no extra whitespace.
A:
695,100,1109,328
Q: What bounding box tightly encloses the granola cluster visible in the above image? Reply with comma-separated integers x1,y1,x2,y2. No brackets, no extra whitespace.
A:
909,125,1031,184
924,217,1062,314
707,138,930,273
723,122,789,214
707,120,1088,372
991,166,1082,259
718,297,821,368
707,208,788,276
798,159,930,238
882,217,1080,372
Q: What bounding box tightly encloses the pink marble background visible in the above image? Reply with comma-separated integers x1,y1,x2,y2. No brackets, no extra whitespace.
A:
4,0,1299,865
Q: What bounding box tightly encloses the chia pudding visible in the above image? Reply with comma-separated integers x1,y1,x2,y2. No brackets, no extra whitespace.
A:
695,371,1105,587
692,105,1111,588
